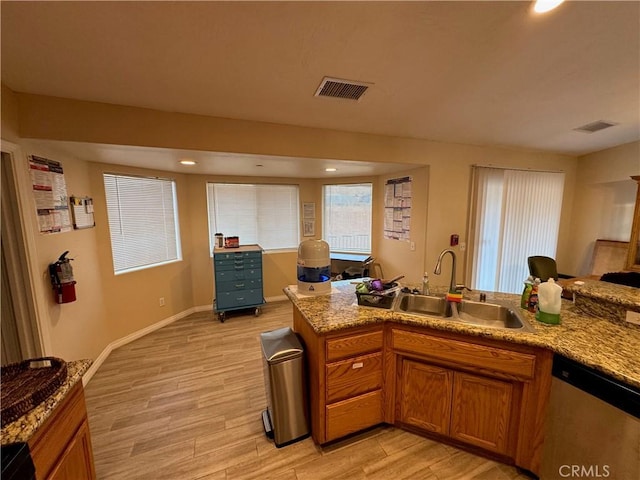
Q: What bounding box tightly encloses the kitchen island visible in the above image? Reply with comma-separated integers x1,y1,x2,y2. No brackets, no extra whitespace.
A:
1,359,96,480
285,280,640,476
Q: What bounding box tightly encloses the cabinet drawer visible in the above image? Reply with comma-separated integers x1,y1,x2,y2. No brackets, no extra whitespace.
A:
215,268,262,282
216,289,263,309
214,251,261,261
214,260,262,271
392,329,536,379
326,352,382,403
326,390,383,441
326,330,383,361
216,278,262,292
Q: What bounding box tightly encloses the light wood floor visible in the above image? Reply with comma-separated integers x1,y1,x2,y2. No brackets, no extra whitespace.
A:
85,301,533,480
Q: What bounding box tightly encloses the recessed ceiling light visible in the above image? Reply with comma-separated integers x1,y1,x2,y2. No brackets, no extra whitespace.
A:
179,159,197,166
533,0,565,13
325,168,337,172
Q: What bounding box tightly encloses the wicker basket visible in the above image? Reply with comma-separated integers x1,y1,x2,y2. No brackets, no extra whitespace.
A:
1,357,67,427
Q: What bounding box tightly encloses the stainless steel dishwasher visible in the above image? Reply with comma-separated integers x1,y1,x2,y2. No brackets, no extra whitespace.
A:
540,355,640,480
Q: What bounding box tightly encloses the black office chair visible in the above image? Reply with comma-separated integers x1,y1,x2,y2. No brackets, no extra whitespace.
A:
527,256,573,282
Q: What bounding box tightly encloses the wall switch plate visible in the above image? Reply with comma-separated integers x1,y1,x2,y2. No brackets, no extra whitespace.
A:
410,241,415,251
159,297,165,307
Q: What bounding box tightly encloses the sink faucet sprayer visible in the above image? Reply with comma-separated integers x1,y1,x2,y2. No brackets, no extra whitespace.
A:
434,249,463,303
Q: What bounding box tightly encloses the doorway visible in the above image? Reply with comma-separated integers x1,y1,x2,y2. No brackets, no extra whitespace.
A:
1,149,43,364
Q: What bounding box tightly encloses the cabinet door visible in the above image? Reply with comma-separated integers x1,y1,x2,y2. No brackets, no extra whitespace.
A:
49,420,96,480
450,371,513,455
399,359,453,435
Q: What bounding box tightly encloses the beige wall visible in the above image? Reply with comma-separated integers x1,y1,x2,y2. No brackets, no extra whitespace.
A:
568,141,640,275
1,84,20,142
2,88,591,363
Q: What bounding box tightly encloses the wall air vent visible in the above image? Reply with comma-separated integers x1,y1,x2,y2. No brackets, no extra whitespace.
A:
573,120,618,134
315,77,372,101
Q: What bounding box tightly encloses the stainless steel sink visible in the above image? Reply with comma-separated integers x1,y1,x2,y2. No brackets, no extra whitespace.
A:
453,300,535,332
394,294,452,318
392,293,535,333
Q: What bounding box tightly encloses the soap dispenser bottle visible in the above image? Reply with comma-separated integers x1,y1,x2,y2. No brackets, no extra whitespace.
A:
422,273,430,295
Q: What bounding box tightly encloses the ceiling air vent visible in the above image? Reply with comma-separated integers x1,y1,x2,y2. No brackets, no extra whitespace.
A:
315,77,372,101
573,120,618,134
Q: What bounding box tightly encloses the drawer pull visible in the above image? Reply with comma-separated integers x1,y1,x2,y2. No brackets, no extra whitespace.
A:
352,362,364,369
235,283,245,288
236,297,244,301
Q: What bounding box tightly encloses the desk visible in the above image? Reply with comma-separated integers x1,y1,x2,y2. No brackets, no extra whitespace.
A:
329,253,371,278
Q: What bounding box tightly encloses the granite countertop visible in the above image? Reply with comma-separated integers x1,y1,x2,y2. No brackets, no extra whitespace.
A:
285,281,640,389
1,359,92,445
563,278,640,310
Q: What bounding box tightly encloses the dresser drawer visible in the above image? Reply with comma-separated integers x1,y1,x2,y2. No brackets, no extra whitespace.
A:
392,329,536,380
326,352,382,403
325,390,383,441
326,330,383,361
216,278,262,293
216,289,263,309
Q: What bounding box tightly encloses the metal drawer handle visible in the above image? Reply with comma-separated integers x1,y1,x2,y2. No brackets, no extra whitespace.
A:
352,362,364,369
236,297,244,301
235,284,245,288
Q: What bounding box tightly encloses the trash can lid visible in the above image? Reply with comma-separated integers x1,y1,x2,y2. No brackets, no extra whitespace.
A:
260,327,303,363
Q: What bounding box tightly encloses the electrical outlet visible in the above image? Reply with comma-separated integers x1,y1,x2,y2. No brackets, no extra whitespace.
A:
410,241,416,251
159,297,165,307
459,242,466,251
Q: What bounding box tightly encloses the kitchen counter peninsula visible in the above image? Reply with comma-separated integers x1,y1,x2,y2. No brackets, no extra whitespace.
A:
286,280,640,475
285,280,640,390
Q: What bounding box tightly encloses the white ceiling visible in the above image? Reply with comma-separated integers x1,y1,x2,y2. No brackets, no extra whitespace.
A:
2,1,639,177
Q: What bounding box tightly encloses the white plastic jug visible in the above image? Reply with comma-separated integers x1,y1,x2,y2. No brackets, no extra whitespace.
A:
536,278,562,324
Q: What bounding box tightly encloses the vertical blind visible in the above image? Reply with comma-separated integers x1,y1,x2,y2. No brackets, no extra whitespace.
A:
471,167,565,293
323,183,372,253
207,183,299,251
104,174,181,273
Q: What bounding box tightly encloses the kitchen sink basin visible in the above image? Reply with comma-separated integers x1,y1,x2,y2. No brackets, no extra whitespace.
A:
394,294,452,318
453,300,536,332
392,294,535,333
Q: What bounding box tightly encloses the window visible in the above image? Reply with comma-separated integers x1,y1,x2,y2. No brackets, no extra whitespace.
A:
323,183,372,253
103,174,182,274
207,183,299,251
470,167,565,293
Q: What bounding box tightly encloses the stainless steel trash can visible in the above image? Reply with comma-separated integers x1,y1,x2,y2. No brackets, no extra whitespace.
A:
260,327,309,447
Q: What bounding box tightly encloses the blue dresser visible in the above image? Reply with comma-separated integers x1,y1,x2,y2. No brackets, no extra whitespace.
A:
213,244,264,322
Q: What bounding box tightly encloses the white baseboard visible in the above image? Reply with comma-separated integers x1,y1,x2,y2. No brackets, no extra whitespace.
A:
83,306,199,386
83,297,290,386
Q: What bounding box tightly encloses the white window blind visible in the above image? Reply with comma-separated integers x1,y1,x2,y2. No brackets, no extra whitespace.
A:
323,183,372,253
207,183,299,251
470,167,565,293
104,174,181,274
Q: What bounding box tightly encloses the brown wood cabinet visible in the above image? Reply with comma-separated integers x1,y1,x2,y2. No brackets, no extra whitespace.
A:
390,325,552,474
398,357,514,455
293,307,384,443
399,360,452,435
28,382,96,480
293,304,552,475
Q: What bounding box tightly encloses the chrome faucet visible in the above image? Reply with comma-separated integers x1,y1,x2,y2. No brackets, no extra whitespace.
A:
434,249,457,293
